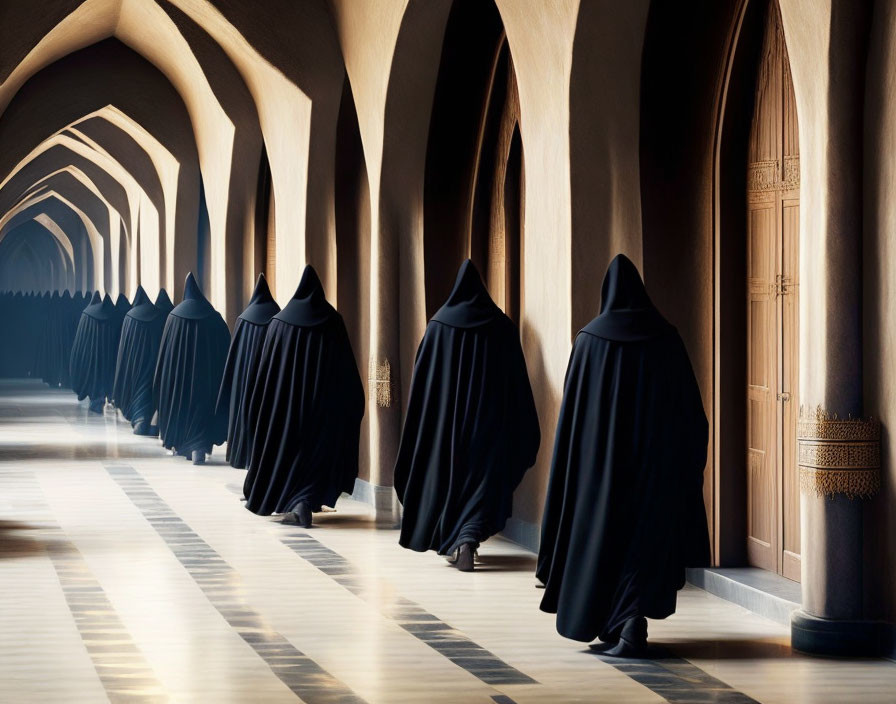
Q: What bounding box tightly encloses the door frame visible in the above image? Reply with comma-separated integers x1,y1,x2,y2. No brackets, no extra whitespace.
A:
711,0,768,568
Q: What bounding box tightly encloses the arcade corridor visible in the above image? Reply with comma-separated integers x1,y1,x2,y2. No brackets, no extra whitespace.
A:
2,379,895,703
6,0,896,700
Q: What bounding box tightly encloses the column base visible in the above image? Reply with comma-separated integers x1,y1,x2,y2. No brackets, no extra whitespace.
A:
350,478,400,526
791,610,883,657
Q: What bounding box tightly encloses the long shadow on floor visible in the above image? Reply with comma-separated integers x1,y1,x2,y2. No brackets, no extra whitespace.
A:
0,520,74,559
473,554,537,572
0,444,165,461
654,638,793,660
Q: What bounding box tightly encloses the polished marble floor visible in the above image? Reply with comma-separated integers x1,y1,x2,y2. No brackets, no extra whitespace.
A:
1,378,895,703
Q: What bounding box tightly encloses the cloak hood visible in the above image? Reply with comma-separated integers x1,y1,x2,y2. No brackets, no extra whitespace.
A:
126,285,160,322
581,254,672,342
170,272,216,320
239,273,281,324
154,288,174,315
431,259,502,329
85,293,115,321
131,286,151,308
114,293,131,313
275,265,335,327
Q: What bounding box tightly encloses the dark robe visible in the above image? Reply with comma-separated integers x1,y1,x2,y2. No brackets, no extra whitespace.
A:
244,265,364,514
216,273,280,468
70,292,118,405
111,293,131,360
537,254,710,643
56,291,78,387
153,273,230,457
113,286,169,432
394,260,540,555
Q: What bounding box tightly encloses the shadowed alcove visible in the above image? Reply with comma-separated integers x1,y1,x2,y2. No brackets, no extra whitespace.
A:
423,0,523,322
335,76,371,483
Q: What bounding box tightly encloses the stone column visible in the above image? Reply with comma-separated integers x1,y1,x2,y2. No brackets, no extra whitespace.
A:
779,0,878,656
367,205,404,524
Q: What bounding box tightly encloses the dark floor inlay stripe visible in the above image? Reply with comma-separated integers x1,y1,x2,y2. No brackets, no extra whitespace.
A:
106,465,366,704
599,653,760,703
1,468,168,702
49,543,170,703
279,531,536,687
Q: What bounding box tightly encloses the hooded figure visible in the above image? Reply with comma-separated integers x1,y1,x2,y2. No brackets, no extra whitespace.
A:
70,292,118,412
243,265,363,527
113,286,170,435
111,293,131,356
153,273,230,463
394,260,540,571
113,293,131,328
216,273,280,468
537,254,709,657
154,288,174,317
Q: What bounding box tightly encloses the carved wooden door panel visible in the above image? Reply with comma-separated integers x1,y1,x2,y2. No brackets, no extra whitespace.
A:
746,1,800,580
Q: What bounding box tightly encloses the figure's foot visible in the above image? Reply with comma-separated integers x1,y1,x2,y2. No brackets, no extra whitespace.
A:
133,421,157,436
456,543,475,572
295,501,312,528
597,617,647,658
88,398,104,414
587,637,620,654
192,450,206,465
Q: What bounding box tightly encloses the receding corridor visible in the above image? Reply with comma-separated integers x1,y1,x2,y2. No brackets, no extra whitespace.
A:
0,378,893,704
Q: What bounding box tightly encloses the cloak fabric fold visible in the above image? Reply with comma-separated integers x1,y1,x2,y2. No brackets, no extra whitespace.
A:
113,293,131,342
216,273,280,468
69,292,118,404
244,265,364,514
394,259,540,555
113,286,169,431
537,254,710,643
153,273,230,457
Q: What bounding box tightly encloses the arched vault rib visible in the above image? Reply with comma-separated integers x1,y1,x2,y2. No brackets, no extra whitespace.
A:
0,0,236,313
1,190,104,290
13,166,128,295
72,105,180,289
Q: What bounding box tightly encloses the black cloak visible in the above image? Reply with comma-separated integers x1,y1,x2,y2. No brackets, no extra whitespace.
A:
216,273,280,468
113,285,169,432
537,254,710,642
70,292,118,405
243,265,364,514
153,273,230,458
394,260,540,555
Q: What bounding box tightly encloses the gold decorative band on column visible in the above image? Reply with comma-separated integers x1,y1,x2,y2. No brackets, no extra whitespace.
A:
368,357,392,408
797,409,880,499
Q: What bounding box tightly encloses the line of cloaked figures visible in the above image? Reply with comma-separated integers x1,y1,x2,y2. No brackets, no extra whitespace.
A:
0,255,710,658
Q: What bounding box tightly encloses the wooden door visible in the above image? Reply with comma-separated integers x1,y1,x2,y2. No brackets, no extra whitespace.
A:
746,1,800,580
